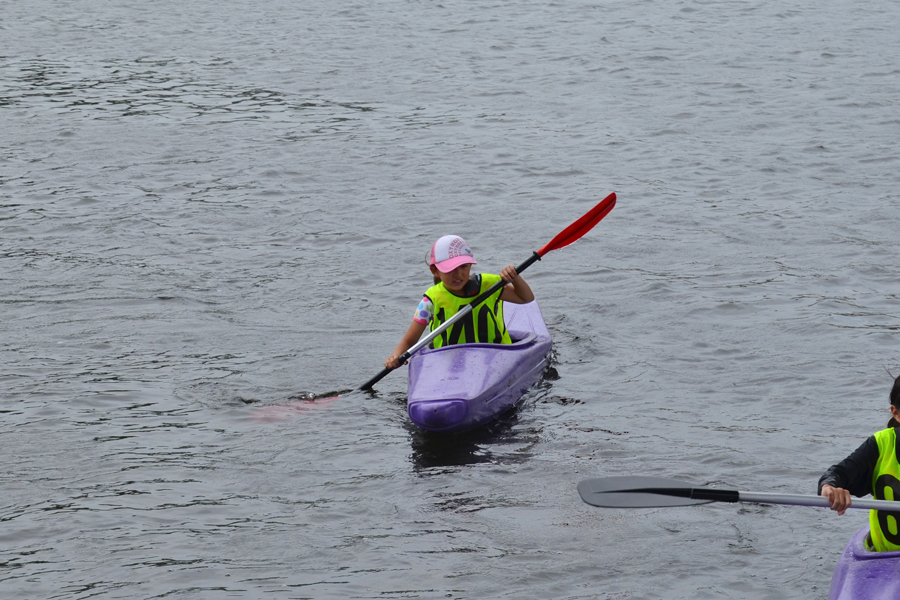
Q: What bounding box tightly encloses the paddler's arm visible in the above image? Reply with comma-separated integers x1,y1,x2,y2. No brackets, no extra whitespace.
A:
385,320,428,369
818,435,879,515
498,264,534,304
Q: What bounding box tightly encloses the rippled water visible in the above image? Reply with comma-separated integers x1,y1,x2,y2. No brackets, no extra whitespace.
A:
3,1,900,598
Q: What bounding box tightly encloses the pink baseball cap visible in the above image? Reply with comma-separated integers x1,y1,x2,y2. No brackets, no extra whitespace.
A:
429,235,477,273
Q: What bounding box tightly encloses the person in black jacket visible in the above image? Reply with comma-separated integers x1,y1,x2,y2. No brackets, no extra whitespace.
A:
819,374,900,551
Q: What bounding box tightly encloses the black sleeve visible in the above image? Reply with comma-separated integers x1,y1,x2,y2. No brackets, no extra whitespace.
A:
817,435,879,497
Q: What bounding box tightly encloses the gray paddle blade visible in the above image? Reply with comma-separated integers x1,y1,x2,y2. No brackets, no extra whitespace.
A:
578,476,714,508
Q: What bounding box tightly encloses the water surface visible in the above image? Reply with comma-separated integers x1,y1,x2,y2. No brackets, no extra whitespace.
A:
3,1,900,598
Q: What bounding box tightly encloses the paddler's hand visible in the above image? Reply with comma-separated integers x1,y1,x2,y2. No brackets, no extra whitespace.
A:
498,264,535,304
499,265,518,283
384,354,405,369
821,484,852,515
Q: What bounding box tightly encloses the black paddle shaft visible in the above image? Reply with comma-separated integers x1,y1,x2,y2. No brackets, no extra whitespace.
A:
633,487,740,503
359,252,542,391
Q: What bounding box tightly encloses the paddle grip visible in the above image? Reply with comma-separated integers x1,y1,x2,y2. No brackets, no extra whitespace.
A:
516,251,542,274
360,348,415,390
461,252,541,310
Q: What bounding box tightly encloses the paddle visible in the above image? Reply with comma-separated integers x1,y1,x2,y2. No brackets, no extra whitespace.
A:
359,192,617,391
578,476,900,511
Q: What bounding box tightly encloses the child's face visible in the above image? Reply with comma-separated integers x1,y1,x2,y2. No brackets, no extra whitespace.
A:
433,264,472,293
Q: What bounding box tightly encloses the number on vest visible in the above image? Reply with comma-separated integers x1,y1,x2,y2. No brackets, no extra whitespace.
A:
875,474,900,545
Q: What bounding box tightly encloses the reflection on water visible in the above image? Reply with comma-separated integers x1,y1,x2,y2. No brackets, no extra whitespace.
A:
408,381,553,471
407,410,530,470
248,391,351,422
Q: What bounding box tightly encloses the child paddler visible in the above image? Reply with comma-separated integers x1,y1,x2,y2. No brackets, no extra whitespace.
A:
384,235,534,370
819,374,900,551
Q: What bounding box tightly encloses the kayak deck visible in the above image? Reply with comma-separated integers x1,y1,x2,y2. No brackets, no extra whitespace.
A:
406,300,552,432
829,527,900,600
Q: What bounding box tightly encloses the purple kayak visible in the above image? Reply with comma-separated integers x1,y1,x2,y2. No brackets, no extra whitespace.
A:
829,527,900,600
406,300,552,432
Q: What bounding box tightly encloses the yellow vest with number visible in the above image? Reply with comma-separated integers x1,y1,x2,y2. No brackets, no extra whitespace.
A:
425,274,512,348
869,427,900,552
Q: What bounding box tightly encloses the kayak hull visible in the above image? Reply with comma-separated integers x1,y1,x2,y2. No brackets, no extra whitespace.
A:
829,527,900,600
407,300,552,432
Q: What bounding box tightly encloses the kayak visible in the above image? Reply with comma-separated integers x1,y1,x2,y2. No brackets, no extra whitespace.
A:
829,527,900,600
406,300,552,432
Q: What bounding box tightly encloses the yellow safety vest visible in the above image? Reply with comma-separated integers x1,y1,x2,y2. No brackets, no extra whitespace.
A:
425,274,512,348
869,427,900,552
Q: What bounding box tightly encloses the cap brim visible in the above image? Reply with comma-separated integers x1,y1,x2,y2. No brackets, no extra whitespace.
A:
434,256,476,273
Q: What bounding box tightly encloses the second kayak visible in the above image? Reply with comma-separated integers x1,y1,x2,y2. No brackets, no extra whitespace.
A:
829,527,900,600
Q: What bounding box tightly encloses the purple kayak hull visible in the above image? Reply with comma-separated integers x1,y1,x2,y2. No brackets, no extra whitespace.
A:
829,527,900,600
406,301,552,432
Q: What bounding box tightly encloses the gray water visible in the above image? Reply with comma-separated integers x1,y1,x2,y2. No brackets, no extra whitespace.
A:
3,1,900,598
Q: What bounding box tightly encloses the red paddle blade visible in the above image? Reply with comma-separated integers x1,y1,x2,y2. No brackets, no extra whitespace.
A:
536,192,616,257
